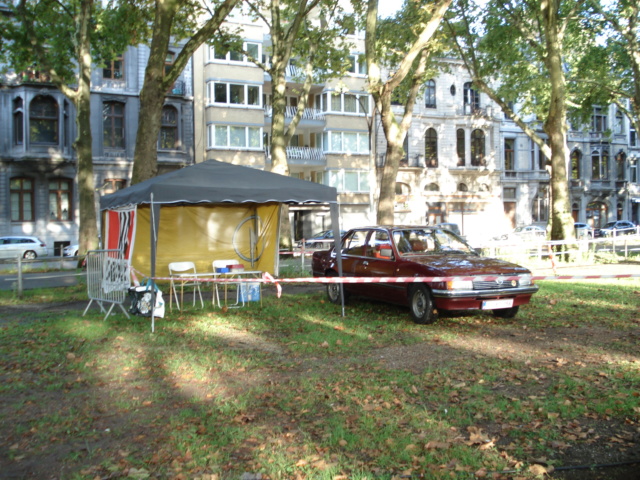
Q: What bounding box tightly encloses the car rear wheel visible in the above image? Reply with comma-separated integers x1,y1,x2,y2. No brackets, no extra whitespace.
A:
326,271,348,305
492,305,519,318
409,284,437,324
23,250,37,260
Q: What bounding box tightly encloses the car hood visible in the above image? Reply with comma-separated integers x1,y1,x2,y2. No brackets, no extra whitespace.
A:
403,254,532,276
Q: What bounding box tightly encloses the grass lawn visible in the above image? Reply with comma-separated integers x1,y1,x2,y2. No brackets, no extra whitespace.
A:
0,273,638,480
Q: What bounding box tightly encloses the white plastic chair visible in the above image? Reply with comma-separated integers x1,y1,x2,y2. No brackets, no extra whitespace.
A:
168,261,204,310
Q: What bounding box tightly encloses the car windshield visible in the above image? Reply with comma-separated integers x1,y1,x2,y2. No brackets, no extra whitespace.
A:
602,222,616,228
392,228,475,256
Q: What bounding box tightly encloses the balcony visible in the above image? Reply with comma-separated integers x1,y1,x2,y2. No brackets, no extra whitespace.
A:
18,69,51,83
589,131,610,142
265,146,326,166
590,180,613,191
168,80,185,96
463,104,493,118
264,106,325,122
378,154,428,168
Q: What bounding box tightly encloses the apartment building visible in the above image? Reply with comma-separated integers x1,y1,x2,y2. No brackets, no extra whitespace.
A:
192,13,373,239
0,44,194,254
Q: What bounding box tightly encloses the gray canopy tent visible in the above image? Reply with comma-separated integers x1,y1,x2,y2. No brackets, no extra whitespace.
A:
99,160,344,329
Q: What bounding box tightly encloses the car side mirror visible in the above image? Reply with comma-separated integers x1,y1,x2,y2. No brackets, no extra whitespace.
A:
379,247,393,259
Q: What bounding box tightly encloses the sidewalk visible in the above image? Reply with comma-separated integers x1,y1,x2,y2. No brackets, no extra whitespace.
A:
532,261,640,278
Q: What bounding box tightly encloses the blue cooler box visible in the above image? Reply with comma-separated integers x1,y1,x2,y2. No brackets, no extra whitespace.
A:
239,282,260,302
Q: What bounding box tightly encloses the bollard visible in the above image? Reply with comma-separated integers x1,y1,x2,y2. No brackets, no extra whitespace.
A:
16,255,23,298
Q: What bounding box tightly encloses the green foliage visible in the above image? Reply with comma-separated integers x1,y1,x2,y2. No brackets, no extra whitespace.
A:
243,0,353,84
0,0,139,81
577,0,640,132
448,0,600,123
368,0,451,102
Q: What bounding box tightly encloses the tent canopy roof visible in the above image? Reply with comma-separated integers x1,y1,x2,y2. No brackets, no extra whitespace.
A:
100,160,338,210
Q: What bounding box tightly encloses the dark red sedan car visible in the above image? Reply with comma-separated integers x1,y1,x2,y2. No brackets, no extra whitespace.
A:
312,225,539,324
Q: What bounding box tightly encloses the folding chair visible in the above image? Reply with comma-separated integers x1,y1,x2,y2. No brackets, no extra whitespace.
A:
168,261,204,310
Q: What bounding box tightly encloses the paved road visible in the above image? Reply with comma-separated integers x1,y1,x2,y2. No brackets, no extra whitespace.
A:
0,270,85,291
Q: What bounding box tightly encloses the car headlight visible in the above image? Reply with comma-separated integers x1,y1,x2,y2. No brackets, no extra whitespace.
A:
519,274,533,286
446,279,474,290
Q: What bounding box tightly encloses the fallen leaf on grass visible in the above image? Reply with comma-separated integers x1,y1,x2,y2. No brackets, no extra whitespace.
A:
466,426,491,445
233,414,255,424
127,467,150,479
425,441,450,450
529,464,554,476
474,467,487,478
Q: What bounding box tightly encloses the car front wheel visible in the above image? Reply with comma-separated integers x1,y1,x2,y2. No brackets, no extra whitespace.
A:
23,250,37,260
409,284,437,324
492,305,519,318
326,271,349,305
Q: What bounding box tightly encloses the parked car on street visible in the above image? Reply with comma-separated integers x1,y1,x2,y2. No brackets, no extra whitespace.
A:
0,236,48,260
593,221,637,238
435,222,461,236
296,229,347,249
574,222,593,239
312,225,539,324
493,225,546,241
63,244,79,257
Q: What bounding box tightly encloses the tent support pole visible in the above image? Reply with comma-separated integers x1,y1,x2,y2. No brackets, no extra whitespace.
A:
150,194,160,333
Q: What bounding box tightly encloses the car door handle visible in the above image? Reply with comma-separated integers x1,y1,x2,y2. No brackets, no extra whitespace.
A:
363,261,369,266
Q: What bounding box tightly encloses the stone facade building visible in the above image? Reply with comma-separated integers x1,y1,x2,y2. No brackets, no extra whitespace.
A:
382,60,640,242
0,44,194,254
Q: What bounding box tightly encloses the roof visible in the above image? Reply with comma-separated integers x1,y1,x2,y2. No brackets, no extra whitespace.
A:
100,160,338,210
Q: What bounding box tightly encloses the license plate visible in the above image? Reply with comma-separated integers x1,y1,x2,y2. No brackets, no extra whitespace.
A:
482,299,514,310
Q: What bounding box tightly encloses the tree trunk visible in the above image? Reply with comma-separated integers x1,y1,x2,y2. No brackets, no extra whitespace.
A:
376,96,405,225
131,0,178,184
542,0,575,247
269,70,290,177
75,0,98,260
377,142,404,225
270,74,293,249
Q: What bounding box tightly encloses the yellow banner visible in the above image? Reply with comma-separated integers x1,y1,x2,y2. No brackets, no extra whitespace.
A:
130,203,280,278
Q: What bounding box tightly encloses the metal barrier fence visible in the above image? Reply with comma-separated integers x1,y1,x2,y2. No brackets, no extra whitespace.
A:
83,249,130,320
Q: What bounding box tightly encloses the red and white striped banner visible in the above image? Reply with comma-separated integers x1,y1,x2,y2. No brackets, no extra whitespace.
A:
132,268,640,287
